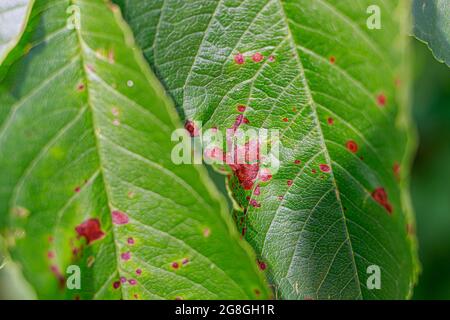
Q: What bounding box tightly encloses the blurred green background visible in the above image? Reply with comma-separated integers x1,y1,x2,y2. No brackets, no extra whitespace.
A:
411,41,450,299
0,38,449,300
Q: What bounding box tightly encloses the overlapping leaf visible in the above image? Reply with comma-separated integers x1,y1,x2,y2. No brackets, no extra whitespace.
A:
117,0,418,299
0,0,33,64
0,0,269,299
413,0,450,67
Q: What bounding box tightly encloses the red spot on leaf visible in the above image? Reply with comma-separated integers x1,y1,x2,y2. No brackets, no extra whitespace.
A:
74,186,81,193
372,187,393,214
120,276,127,283
287,180,293,186
112,211,129,225
393,162,400,180
327,117,334,125
329,56,336,64
50,265,65,288
237,105,246,113
234,53,245,65
47,251,55,259
294,160,301,165
184,120,199,137
252,52,264,63
257,260,267,271
377,93,387,107
127,237,135,245
136,268,142,275
77,83,85,91
282,117,289,122
346,140,358,153
128,279,137,286
172,262,179,269
75,218,105,244
319,164,331,173
268,55,275,62
113,281,121,289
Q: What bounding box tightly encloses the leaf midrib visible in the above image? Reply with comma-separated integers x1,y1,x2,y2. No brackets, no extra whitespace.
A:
70,0,125,299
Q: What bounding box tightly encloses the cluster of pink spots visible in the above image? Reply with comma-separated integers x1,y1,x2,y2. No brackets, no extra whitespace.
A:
234,52,268,65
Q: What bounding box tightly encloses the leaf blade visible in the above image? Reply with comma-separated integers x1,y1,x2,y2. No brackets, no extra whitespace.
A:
0,0,269,300
118,0,418,299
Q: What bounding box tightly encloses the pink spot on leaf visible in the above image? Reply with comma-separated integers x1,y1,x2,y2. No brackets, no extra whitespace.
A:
128,279,137,286
254,184,261,196
112,211,129,225
234,53,245,65
121,252,131,261
252,52,264,63
319,164,331,173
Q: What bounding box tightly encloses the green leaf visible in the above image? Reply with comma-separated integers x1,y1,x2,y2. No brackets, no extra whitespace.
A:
117,0,418,299
0,0,34,64
0,0,269,300
413,0,450,67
